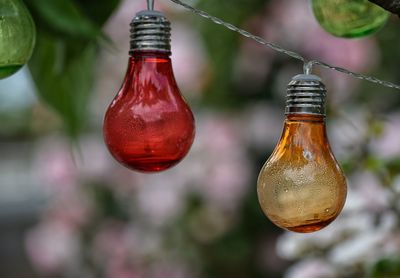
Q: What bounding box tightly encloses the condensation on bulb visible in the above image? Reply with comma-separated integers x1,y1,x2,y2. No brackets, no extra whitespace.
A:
0,0,36,79
257,75,347,233
312,0,389,38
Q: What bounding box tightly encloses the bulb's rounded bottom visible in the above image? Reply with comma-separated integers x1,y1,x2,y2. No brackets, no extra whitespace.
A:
0,64,23,79
271,217,336,233
320,23,387,38
286,219,334,233
120,156,183,173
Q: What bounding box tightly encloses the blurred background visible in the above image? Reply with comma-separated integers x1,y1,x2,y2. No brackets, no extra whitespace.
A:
1,0,400,277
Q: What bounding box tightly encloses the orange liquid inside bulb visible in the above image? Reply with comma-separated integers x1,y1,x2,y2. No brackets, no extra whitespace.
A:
103,51,195,172
257,114,347,233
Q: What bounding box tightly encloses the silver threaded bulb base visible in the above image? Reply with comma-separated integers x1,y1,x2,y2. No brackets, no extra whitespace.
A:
285,74,327,116
130,10,171,53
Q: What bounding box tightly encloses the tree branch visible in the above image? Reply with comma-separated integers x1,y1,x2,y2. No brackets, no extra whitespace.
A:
369,0,400,16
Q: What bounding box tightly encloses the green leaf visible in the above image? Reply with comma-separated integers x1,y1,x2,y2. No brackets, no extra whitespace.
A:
28,33,96,137
26,0,100,38
24,0,122,137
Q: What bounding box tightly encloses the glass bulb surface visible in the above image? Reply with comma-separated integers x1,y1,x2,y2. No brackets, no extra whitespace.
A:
257,114,347,233
0,0,36,79
103,51,195,172
312,0,389,38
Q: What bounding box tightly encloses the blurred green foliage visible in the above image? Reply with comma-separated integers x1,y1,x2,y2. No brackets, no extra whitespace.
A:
24,0,121,137
371,257,400,278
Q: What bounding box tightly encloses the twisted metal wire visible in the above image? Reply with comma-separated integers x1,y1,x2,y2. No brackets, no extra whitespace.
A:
168,0,400,91
148,0,154,10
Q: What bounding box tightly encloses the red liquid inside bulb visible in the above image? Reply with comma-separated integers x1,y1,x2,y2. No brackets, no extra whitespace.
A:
103,51,195,172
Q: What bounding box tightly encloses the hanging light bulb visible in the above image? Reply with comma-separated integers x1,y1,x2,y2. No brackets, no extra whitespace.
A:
311,0,389,38
0,0,36,79
103,5,195,173
257,74,347,233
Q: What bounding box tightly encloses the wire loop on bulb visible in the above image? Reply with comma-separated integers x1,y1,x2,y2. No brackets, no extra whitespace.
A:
147,0,155,10
303,61,315,75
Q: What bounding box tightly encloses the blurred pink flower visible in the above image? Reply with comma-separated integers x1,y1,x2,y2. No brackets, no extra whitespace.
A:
77,135,114,180
371,113,400,159
34,137,79,192
350,171,389,213
107,262,141,278
285,258,336,278
192,114,252,211
145,261,196,278
241,102,284,150
44,192,94,230
26,221,79,274
92,222,132,267
328,109,369,160
135,175,186,227
329,229,387,266
171,23,208,97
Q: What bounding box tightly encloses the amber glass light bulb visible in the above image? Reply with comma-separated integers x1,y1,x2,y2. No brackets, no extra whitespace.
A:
257,75,347,233
103,11,195,172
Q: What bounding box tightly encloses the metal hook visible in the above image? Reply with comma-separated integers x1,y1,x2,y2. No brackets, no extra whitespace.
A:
303,60,315,75
147,0,154,10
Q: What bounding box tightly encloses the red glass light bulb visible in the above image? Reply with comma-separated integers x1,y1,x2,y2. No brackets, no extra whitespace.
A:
104,50,195,172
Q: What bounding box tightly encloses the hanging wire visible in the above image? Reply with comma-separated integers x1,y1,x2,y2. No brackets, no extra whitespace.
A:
168,0,400,91
148,0,155,10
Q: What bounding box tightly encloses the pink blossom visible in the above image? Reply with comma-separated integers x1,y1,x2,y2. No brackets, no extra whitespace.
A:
191,114,253,211
76,135,113,180
327,109,369,160
92,222,131,265
241,102,284,150
350,171,389,213
44,191,94,230
171,23,208,97
135,175,185,226
25,221,79,274
371,113,400,159
286,258,336,278
145,261,196,278
34,137,79,192
106,262,141,278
